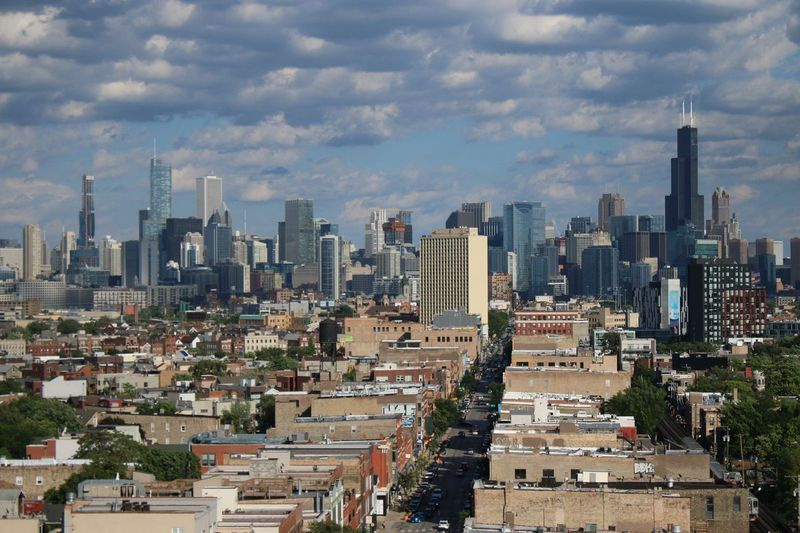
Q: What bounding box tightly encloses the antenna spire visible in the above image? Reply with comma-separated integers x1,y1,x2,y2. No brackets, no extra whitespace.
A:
153,137,156,159
689,96,694,127
681,98,685,126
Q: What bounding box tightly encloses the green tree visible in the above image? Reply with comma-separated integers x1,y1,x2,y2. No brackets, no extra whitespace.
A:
308,522,359,533
599,332,621,354
342,368,357,382
253,348,299,370
191,359,229,379
604,376,666,435
136,400,177,415
256,395,276,432
57,319,81,335
0,396,83,457
25,321,50,337
430,399,460,436
222,401,252,433
138,446,200,481
488,310,509,338
488,382,505,407
1,326,27,340
119,383,138,399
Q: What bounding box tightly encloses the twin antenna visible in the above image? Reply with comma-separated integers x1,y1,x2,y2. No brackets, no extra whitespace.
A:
681,96,695,127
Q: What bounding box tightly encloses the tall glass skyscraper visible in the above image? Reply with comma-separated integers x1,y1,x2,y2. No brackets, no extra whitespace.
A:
503,202,546,293
319,234,340,300
149,156,172,221
284,199,315,265
78,174,95,248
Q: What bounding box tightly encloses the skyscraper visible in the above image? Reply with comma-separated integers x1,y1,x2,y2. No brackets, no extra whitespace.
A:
364,209,388,258
59,231,76,274
78,174,95,248
196,175,223,225
284,199,315,265
598,193,624,232
581,245,619,298
23,224,42,280
420,227,488,326
711,187,730,226
791,237,800,288
318,234,341,300
204,210,233,266
149,155,172,221
503,202,546,293
665,115,704,231
462,201,491,228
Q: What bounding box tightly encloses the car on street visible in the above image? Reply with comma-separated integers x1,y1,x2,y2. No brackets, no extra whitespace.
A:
466,448,474,455
409,513,426,523
458,430,465,437
438,520,450,531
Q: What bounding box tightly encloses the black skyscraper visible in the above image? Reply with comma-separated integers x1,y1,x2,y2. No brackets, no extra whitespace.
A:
78,174,95,248
665,123,704,231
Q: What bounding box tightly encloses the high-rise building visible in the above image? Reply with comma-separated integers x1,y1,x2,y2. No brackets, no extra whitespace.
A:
164,217,204,264
687,258,766,343
569,216,595,235
633,277,687,335
792,237,800,288
482,216,503,246
364,209,388,258
638,214,665,233
711,187,730,226
420,227,488,326
729,238,749,265
462,201,491,228
376,247,402,279
149,156,172,222
204,210,233,267
23,224,42,280
100,236,122,276
665,118,704,231
318,234,341,300
78,174,95,248
566,233,594,266
620,232,651,263
581,245,619,298
284,199,315,265
598,193,625,232
196,175,223,226
445,210,472,229
59,231,76,274
706,187,739,258
757,253,777,294
754,237,777,258
503,202,546,293
122,240,139,287
180,233,204,268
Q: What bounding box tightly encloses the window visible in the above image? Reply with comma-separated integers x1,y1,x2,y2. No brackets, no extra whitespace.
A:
733,495,741,513
165,423,170,432
35,476,43,486
201,454,216,467
180,425,186,433
706,496,714,520
171,528,184,533
514,469,526,480
571,469,580,480
542,469,555,478
15,476,23,486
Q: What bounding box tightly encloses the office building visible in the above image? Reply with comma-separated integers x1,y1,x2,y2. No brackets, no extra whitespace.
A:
23,224,42,280
598,192,624,231
757,253,776,293
582,245,619,298
481,216,503,246
445,209,471,229
687,258,766,343
149,155,172,221
364,209,387,258
180,232,204,268
665,116,704,231
99,236,122,276
246,238,269,268
754,237,777,258
0,246,23,278
634,277,688,335
503,202,546,293
638,214,665,233
462,201,490,228
609,215,638,243
78,174,95,248
164,217,204,264
216,259,250,296
319,234,341,300
122,240,140,287
382,216,408,246
569,216,595,234
59,231,77,274
196,175,223,225
204,210,233,267
284,199,315,265
630,261,653,289
376,247,401,279
792,237,800,287
566,233,593,266
420,227,488,326
729,238,748,265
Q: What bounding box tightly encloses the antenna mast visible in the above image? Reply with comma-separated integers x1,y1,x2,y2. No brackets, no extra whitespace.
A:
689,96,694,127
681,98,686,126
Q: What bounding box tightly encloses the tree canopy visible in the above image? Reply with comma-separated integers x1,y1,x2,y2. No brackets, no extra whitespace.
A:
252,348,299,370
604,364,666,436
191,359,229,378
57,319,81,335
0,396,83,458
488,310,509,338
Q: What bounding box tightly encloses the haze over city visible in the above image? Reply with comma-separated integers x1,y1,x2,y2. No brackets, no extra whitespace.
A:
1,1,799,244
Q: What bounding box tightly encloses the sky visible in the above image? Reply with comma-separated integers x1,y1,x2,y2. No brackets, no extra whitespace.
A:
1,0,799,250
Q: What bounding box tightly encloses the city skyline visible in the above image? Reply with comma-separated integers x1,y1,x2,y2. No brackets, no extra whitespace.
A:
0,2,798,245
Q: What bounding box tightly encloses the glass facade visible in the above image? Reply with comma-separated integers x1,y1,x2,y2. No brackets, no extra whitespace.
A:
503,202,546,293
149,157,172,221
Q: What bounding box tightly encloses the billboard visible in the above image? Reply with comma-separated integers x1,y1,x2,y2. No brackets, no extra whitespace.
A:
668,288,680,327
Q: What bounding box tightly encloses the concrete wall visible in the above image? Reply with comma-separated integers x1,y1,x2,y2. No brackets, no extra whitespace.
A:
0,463,85,499
474,485,691,532
503,368,631,399
489,450,710,482
511,351,618,372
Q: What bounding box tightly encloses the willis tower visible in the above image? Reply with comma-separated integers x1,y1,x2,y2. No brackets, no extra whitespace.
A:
665,101,704,231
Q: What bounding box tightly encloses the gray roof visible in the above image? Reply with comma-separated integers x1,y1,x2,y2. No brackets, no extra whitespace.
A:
0,488,23,501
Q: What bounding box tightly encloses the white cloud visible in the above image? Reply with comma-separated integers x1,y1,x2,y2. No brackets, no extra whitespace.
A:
160,0,195,28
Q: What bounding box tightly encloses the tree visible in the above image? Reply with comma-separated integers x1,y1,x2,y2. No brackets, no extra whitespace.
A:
604,376,666,436
138,446,200,481
25,321,49,337
488,310,509,338
136,400,177,415
253,348,299,370
256,395,276,432
308,522,359,533
488,382,505,407
57,319,81,335
599,332,621,354
0,396,83,458
342,368,357,382
119,383,138,399
222,401,252,433
1,326,27,340
430,399,460,436
191,359,228,379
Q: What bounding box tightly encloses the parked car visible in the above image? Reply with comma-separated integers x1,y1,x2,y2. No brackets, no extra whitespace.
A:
409,513,426,523
438,520,450,531
466,448,474,455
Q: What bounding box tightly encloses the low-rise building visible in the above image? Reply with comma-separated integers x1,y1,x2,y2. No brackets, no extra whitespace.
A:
0,458,90,499
503,366,631,400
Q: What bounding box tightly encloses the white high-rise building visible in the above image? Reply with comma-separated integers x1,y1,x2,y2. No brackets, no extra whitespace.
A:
196,175,223,226
180,232,204,268
100,236,122,276
60,231,76,274
23,224,42,280
420,227,488,326
376,247,402,279
364,209,388,258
